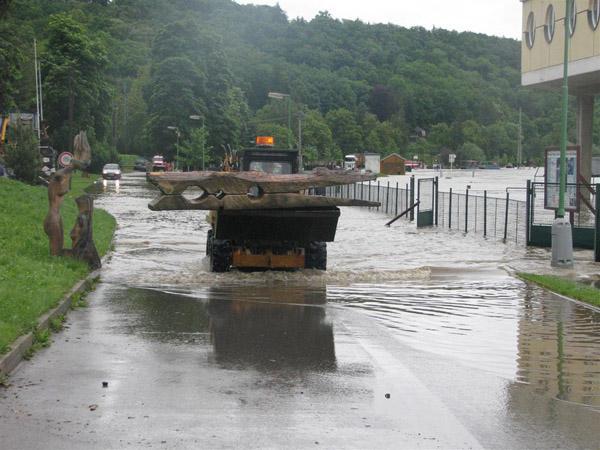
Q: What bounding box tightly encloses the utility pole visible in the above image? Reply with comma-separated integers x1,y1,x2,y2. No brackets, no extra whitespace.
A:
517,107,522,167
33,39,41,140
298,111,304,170
552,0,574,268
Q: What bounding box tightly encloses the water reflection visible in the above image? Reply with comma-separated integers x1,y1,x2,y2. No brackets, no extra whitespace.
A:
207,286,336,371
515,285,600,407
108,285,336,372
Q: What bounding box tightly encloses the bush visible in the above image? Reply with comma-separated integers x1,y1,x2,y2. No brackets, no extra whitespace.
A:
4,122,40,184
89,140,119,173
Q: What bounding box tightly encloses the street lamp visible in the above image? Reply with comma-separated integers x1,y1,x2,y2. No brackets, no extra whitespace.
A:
189,115,206,171
551,0,574,268
268,91,292,149
167,126,180,171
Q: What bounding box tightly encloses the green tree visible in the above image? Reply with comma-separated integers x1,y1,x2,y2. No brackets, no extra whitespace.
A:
43,13,110,150
301,110,333,159
458,142,485,162
176,126,211,171
145,56,204,159
325,108,363,154
4,122,40,184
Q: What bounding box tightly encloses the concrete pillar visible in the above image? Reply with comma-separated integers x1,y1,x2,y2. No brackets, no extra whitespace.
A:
576,95,595,184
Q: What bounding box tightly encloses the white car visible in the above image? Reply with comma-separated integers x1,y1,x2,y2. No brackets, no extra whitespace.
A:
102,163,122,180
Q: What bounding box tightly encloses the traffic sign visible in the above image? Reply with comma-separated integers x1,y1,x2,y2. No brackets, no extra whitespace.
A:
58,152,73,167
449,154,456,163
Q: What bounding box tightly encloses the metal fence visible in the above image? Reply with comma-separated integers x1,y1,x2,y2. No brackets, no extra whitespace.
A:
321,179,527,244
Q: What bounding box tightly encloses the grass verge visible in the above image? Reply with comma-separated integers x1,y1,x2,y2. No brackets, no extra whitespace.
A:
518,273,600,308
0,172,116,354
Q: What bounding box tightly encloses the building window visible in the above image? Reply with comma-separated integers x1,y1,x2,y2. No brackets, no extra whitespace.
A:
525,12,536,48
589,0,600,30
568,0,577,36
545,4,556,42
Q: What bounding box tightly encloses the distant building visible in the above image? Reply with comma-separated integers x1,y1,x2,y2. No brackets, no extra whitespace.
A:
521,0,599,182
364,153,381,174
380,153,406,175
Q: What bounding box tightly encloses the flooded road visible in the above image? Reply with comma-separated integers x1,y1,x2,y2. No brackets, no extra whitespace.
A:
1,173,599,449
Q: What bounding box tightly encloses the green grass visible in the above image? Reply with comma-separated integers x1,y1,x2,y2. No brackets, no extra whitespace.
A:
0,173,116,354
518,273,600,308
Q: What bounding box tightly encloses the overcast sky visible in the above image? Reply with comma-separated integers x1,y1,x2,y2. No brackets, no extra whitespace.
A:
235,0,523,40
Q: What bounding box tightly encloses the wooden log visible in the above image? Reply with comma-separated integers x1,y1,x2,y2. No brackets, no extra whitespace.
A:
147,168,377,195
149,193,380,211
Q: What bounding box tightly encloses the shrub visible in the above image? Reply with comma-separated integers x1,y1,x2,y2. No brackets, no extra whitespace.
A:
89,140,119,173
4,121,40,184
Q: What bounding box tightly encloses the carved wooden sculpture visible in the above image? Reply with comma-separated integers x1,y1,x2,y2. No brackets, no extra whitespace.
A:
69,195,101,270
44,131,100,268
43,168,72,256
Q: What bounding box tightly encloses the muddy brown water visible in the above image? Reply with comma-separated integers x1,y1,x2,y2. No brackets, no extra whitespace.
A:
1,173,598,449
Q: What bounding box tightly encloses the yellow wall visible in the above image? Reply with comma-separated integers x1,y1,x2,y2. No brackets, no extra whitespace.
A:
522,0,600,74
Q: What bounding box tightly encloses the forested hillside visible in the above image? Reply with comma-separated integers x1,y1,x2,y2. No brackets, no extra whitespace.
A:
1,0,595,166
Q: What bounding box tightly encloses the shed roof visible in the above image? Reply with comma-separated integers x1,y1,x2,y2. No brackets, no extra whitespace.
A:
381,153,407,162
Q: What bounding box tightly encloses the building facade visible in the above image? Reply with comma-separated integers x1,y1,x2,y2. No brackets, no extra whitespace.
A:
521,0,599,181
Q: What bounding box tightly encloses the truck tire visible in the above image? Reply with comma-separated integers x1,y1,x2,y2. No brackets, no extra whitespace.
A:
210,239,232,273
205,229,213,255
305,242,327,270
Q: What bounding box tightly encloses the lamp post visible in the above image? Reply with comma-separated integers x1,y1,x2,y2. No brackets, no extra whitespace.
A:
551,0,574,268
189,115,206,171
167,126,180,171
268,91,292,149
297,111,304,171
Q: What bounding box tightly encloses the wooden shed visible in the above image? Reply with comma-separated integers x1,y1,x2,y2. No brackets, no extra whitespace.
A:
380,153,406,175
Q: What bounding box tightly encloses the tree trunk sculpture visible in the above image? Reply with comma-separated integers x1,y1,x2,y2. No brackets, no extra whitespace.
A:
69,195,101,270
43,167,72,256
44,130,100,268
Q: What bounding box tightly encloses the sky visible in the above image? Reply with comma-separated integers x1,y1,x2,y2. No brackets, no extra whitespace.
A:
235,0,523,40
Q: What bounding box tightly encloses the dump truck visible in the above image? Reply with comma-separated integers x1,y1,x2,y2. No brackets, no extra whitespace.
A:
147,138,378,272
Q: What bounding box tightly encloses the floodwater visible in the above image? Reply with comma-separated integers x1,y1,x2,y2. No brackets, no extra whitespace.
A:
384,167,541,201
1,172,599,449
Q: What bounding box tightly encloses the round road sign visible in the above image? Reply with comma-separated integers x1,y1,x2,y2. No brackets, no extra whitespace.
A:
58,152,73,167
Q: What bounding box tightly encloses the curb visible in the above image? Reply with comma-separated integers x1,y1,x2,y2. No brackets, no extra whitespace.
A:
515,275,600,314
0,268,102,378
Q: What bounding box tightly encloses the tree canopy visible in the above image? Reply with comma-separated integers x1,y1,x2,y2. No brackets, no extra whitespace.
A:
2,0,594,166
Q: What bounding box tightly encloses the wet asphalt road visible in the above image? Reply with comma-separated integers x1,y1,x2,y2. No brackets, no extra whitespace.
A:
1,173,599,449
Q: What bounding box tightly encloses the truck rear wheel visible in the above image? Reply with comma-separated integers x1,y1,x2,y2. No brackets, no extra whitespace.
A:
210,238,232,272
305,242,327,270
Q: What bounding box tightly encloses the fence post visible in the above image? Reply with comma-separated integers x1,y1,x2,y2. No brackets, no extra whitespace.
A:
361,182,364,200
377,181,380,211
354,182,357,199
449,188,453,229
595,184,600,262
465,188,469,233
503,192,510,242
368,180,372,204
483,190,487,237
385,181,390,214
409,176,415,221
525,180,531,246
434,177,439,226
395,182,399,216
405,183,409,217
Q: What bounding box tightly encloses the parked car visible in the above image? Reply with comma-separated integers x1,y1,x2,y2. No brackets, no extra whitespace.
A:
134,158,149,172
102,163,122,180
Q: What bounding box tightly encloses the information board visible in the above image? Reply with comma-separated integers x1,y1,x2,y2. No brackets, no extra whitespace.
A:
544,146,579,211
